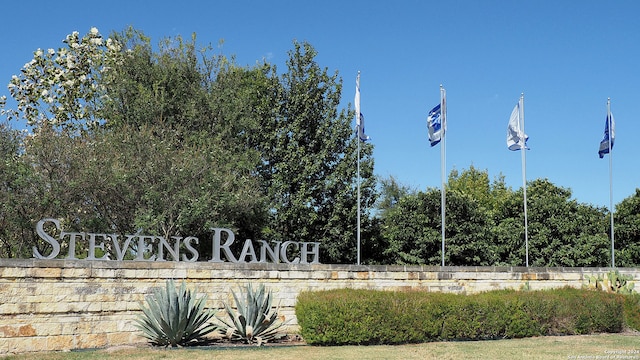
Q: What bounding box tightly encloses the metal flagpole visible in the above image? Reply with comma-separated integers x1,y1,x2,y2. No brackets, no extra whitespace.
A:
608,98,614,268
357,127,361,265
520,94,529,267
356,72,361,265
440,85,446,267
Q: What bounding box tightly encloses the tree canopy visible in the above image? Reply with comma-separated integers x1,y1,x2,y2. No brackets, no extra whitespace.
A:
0,27,637,266
376,167,626,267
0,27,375,263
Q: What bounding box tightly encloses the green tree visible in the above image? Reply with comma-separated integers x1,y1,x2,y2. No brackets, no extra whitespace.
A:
447,165,493,209
261,41,375,263
0,123,38,257
381,186,497,266
2,28,124,134
613,189,640,266
493,188,528,266
520,179,609,267
0,28,270,259
381,190,441,264
376,176,416,216
1,28,378,263
103,28,215,133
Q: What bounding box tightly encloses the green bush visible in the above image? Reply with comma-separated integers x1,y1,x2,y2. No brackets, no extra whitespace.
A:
295,287,626,345
622,293,640,331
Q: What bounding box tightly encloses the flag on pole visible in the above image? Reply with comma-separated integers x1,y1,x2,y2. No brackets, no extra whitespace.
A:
598,111,615,158
507,97,528,151
427,103,444,146
357,113,370,141
355,72,370,141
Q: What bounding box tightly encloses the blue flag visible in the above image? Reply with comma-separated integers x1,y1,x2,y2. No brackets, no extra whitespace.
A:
427,103,443,146
598,112,615,158
357,113,370,141
355,73,370,141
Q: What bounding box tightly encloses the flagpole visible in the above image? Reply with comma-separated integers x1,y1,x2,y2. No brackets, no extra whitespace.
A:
440,85,446,267
608,97,614,268
520,94,529,267
357,126,361,265
356,71,361,265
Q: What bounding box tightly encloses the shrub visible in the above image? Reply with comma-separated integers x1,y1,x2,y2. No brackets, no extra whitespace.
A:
295,287,625,345
622,293,640,331
215,283,286,346
134,280,217,347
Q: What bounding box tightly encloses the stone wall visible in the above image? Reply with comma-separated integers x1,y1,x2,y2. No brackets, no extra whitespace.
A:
0,258,637,354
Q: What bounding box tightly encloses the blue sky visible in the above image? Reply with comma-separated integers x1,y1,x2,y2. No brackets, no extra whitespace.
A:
1,0,638,209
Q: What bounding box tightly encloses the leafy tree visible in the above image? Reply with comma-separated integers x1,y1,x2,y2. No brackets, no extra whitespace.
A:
570,204,611,267
448,165,513,217
493,188,529,266
381,186,497,266
381,190,441,264
445,190,498,266
0,123,38,257
0,28,269,259
260,41,375,263
207,60,282,192
102,28,215,134
2,28,124,134
613,189,640,266
447,165,492,209
445,167,509,265
376,176,416,216
518,179,609,267
1,28,378,263
366,176,416,264
85,126,267,247
379,168,611,267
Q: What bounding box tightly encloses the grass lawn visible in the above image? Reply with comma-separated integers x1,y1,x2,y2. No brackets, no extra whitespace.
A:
2,333,639,360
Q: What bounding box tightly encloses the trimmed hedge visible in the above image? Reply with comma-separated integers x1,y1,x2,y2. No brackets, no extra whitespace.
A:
623,293,640,331
295,288,633,345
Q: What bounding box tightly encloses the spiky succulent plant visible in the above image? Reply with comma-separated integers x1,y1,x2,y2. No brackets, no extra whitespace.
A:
135,279,217,347
216,283,286,346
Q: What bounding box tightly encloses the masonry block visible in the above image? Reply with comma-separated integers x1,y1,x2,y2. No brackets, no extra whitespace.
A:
0,259,638,355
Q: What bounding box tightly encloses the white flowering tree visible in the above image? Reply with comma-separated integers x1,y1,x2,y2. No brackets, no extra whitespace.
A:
1,27,123,134
0,27,272,259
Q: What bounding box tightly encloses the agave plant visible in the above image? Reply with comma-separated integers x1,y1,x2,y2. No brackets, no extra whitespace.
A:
216,283,286,345
135,279,217,347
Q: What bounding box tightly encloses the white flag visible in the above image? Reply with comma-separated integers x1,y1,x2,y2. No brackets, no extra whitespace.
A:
507,96,528,151
355,73,370,141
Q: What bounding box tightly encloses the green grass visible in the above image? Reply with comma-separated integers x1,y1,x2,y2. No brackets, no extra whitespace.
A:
2,333,638,360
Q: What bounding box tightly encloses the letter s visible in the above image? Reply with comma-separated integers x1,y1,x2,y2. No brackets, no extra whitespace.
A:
33,218,61,259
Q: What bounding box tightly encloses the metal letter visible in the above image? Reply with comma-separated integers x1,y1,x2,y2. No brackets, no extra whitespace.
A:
239,239,258,263
300,242,321,264
135,235,156,261
33,218,61,259
61,232,84,260
209,228,238,263
87,233,109,260
156,236,181,261
182,237,199,262
111,233,137,261
257,240,280,263
280,241,300,264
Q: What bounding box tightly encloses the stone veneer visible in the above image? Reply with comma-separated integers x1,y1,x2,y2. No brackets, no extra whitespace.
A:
0,258,637,354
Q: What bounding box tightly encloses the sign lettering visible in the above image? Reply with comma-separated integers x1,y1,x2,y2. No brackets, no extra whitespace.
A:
33,218,321,264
